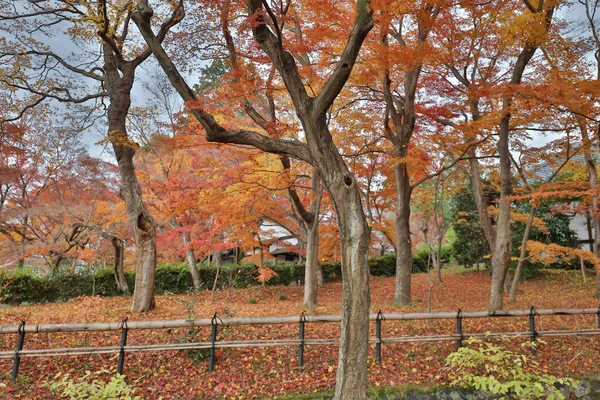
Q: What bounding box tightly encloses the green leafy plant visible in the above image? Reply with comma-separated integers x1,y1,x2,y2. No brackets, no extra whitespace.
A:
45,370,140,399
445,336,577,399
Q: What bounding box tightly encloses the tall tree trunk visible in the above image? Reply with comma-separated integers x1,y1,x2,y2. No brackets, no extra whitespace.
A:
304,216,319,311
18,214,27,269
490,19,548,309
508,207,535,302
111,237,130,295
105,52,157,313
303,170,322,310
468,155,497,251
490,110,513,311
182,230,201,289
434,242,443,283
168,218,201,289
185,248,201,289
318,168,370,400
112,137,156,312
579,122,600,298
394,162,413,305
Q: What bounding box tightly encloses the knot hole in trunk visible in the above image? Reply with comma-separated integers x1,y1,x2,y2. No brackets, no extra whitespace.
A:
137,213,150,231
344,175,354,188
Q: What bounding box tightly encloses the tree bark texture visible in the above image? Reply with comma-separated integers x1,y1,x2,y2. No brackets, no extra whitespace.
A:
303,171,322,311
508,207,535,302
104,47,157,312
394,161,413,305
111,237,130,295
490,107,514,312
468,155,497,252
182,229,201,289
490,38,547,311
489,2,554,311
579,123,600,298
312,153,370,400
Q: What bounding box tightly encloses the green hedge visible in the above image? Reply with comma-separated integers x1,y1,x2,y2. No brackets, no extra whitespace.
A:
0,268,136,304
0,250,449,304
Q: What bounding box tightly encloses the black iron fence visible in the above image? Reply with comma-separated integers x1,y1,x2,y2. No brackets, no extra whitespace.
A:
1,306,599,381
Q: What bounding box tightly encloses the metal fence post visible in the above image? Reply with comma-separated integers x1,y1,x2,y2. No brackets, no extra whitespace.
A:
298,312,306,367
596,307,600,329
117,318,128,375
456,309,463,350
529,306,537,354
376,310,384,363
208,313,219,372
11,321,26,382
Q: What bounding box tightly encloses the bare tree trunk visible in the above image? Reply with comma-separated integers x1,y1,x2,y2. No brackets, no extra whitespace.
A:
71,222,130,294
114,136,156,312
490,115,513,311
324,174,370,400
468,156,497,251
304,171,323,309
182,232,201,290
509,207,535,302
490,17,551,309
211,252,220,303
111,237,130,295
394,162,413,305
283,163,323,306
304,218,319,311
18,214,27,269
580,257,587,284
579,122,600,256
105,50,157,312
434,244,442,283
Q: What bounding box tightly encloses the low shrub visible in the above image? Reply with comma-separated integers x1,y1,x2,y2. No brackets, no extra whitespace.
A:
45,370,140,399
446,336,578,399
369,253,396,277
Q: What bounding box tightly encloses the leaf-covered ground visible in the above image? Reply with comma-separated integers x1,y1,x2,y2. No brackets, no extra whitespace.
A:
0,269,599,399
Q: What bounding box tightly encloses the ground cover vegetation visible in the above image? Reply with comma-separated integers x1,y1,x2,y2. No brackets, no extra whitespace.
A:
1,0,600,398
1,269,599,399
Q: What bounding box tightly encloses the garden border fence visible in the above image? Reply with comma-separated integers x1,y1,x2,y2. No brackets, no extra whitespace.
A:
1,306,599,381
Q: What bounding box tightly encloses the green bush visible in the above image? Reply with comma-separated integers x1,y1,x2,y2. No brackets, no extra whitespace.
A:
369,253,396,277
45,370,140,399
446,336,577,399
3,252,465,304
0,267,134,304
0,270,49,304
369,247,453,276
412,245,453,273
155,263,193,294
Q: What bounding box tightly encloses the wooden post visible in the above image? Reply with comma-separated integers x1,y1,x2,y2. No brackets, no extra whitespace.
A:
11,321,26,382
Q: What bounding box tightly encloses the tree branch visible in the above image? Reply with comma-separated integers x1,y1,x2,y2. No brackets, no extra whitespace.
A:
312,1,374,116
132,1,310,162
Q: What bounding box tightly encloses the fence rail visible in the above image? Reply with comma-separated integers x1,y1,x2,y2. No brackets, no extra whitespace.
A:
2,306,599,381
